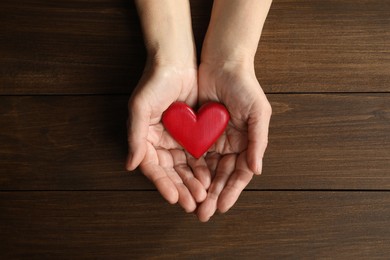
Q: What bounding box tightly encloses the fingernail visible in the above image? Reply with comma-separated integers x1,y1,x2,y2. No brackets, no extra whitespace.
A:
254,160,262,175
126,153,133,171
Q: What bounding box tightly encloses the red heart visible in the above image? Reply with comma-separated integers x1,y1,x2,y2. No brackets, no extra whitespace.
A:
162,102,230,158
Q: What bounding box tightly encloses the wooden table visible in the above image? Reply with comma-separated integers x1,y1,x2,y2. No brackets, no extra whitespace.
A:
1,0,389,258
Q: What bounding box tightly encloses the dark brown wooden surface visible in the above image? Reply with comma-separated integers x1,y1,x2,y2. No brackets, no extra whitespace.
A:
1,0,390,258
1,192,390,259
1,0,389,94
257,0,390,92
1,94,389,190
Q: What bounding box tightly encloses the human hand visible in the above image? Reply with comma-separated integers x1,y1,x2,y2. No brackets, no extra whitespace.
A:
191,0,272,222
196,62,272,221
127,0,211,213
126,65,210,212
130,0,272,219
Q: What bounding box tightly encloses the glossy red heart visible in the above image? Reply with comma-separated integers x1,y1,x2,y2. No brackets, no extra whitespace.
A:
162,102,230,158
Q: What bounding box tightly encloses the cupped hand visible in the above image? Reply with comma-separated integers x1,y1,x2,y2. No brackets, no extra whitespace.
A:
126,65,210,212
196,62,272,221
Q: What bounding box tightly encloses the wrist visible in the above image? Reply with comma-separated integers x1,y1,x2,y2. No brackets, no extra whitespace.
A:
145,44,197,70
200,40,256,69
200,0,272,71
136,0,197,69
200,20,259,65
200,53,255,74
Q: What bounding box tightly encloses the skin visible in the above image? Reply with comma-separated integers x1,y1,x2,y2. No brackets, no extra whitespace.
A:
197,0,273,222
127,0,273,221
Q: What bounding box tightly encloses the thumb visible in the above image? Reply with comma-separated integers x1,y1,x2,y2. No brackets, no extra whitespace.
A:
247,101,272,175
126,98,150,171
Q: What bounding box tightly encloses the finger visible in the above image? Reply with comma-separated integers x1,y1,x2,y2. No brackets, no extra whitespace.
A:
175,182,198,213
163,166,197,213
126,96,151,171
205,152,221,181
187,154,212,190
157,149,197,213
197,154,236,222
218,152,254,213
171,150,207,203
184,83,198,108
140,144,178,204
247,100,272,175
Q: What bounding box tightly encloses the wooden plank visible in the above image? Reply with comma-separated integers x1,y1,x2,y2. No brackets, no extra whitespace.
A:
257,0,390,92
0,0,145,94
1,94,389,190
0,0,389,94
1,191,389,258
0,0,210,95
264,93,390,189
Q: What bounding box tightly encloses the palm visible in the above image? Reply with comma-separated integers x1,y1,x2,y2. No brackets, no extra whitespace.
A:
128,66,210,213
210,122,247,155
197,63,272,221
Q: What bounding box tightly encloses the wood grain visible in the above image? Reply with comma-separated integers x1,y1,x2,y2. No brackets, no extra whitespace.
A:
257,0,390,92
1,0,389,94
1,191,389,259
1,94,389,190
1,0,389,257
